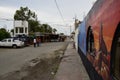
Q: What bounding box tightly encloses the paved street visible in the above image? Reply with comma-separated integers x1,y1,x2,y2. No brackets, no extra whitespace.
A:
0,42,67,76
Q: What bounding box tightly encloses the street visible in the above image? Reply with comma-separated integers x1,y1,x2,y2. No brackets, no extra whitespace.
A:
0,42,68,76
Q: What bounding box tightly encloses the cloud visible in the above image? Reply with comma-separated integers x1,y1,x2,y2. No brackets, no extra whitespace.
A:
90,0,97,2
0,6,74,35
0,6,17,18
90,0,97,4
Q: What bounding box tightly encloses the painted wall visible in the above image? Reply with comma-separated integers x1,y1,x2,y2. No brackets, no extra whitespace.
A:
78,20,86,54
79,0,120,80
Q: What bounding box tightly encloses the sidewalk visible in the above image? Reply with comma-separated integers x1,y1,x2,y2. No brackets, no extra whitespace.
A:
54,42,90,80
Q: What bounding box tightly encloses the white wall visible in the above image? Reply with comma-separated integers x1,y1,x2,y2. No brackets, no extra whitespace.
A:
14,20,28,36
14,20,28,28
74,27,79,51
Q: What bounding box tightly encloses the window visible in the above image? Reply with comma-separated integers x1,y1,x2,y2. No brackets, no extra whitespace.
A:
20,28,23,33
25,27,27,33
2,39,7,42
16,27,18,33
8,39,11,42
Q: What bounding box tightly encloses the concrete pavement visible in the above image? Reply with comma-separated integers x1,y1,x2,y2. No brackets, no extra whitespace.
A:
54,42,90,80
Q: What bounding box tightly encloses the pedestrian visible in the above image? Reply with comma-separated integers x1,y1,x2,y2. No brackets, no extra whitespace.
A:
39,37,41,46
36,37,39,47
33,38,36,47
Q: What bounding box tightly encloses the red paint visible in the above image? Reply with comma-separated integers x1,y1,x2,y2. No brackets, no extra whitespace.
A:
86,0,120,79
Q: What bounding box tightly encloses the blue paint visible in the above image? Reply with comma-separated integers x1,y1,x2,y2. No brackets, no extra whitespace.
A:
78,20,86,55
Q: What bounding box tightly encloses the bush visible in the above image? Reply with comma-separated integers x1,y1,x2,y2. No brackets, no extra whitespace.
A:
0,28,10,41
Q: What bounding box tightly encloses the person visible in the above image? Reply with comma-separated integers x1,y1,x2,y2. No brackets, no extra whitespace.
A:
39,37,41,46
33,38,36,47
36,37,40,47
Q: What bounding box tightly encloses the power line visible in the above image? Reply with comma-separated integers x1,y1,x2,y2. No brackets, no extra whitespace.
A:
54,0,64,23
0,18,14,21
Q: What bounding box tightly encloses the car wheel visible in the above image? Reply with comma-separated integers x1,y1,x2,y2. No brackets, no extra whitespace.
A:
12,44,17,48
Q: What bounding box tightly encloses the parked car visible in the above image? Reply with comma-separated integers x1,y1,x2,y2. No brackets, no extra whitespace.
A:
13,36,30,46
0,38,24,48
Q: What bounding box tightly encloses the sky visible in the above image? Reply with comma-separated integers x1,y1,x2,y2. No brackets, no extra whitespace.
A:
0,0,96,35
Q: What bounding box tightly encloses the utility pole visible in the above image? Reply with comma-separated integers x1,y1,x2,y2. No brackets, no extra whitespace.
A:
73,15,78,30
73,15,81,31
70,26,71,35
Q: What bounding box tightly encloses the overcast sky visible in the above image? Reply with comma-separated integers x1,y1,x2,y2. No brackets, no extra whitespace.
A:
0,0,96,35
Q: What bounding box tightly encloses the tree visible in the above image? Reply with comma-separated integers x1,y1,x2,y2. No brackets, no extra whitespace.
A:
52,28,57,34
14,7,56,34
29,20,40,32
11,29,14,34
40,24,52,33
0,28,10,40
14,7,37,21
60,33,64,35
14,7,39,33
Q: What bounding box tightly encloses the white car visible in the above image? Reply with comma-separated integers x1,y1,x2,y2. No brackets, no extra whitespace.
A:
0,38,24,48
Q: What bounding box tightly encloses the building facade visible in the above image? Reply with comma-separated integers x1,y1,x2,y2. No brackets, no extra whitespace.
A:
14,20,28,37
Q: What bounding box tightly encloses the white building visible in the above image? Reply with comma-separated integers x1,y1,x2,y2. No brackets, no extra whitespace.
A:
74,27,79,51
14,20,28,37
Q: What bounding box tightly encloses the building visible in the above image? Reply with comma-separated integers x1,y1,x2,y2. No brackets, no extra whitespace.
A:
14,20,28,37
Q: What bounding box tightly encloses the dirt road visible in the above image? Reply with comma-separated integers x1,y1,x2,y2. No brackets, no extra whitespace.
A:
0,41,69,80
